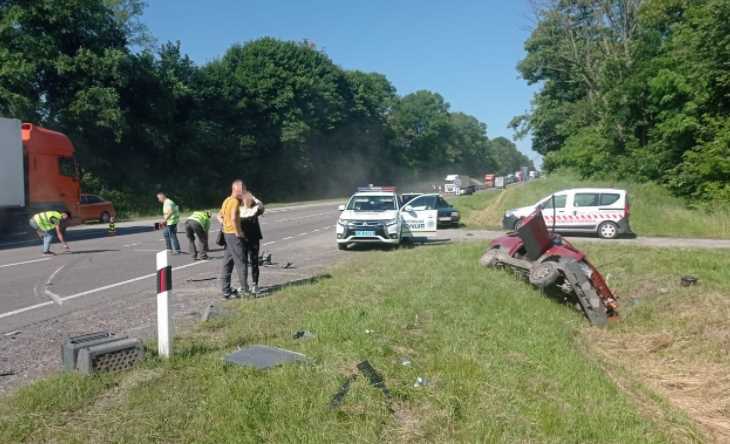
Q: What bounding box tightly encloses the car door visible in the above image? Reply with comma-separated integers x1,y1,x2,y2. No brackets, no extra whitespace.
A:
540,193,569,230
572,192,601,230
400,194,438,238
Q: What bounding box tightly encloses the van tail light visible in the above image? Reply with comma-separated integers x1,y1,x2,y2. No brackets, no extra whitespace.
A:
624,200,630,217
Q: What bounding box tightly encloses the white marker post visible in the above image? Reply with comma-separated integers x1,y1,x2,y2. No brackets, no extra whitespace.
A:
155,250,174,358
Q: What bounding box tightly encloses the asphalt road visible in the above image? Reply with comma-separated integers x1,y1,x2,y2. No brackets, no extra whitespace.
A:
0,201,350,391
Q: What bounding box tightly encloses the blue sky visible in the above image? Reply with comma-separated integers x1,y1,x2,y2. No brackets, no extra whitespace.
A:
141,0,540,163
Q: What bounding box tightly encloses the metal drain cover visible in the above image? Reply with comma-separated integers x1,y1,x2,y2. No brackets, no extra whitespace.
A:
224,345,306,369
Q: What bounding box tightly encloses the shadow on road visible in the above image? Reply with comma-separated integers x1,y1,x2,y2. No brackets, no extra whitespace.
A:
0,225,155,251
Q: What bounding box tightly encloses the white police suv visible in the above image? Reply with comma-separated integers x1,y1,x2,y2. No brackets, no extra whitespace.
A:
336,187,438,250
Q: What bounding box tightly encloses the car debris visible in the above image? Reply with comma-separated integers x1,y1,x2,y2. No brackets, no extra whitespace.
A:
400,357,412,367
293,330,315,340
413,376,429,387
480,209,618,326
4,330,21,338
680,276,698,287
329,360,393,411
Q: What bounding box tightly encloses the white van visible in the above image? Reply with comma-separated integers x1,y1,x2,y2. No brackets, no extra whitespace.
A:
502,188,632,239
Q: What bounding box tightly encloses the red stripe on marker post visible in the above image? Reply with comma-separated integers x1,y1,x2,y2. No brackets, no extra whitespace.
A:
155,250,174,358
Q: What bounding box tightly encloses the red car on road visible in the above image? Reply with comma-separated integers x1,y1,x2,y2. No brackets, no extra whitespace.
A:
79,194,116,223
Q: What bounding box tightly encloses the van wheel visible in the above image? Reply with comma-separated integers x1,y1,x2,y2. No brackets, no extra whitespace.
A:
597,221,619,239
100,211,111,223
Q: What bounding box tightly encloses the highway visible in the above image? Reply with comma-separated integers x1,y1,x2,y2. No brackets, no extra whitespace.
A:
0,201,345,392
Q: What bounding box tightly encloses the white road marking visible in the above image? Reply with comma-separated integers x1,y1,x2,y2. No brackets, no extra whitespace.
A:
45,289,63,305
312,229,320,232
60,260,208,303
123,242,141,247
282,236,293,240
0,301,54,320
0,257,51,269
262,241,276,246
133,249,161,252
46,265,65,285
297,232,308,237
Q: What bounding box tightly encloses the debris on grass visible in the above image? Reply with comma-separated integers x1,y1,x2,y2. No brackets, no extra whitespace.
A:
413,377,429,388
224,345,306,370
680,276,698,287
293,330,315,340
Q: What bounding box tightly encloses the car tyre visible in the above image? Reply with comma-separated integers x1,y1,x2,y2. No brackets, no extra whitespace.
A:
100,211,111,223
597,221,619,239
529,261,561,288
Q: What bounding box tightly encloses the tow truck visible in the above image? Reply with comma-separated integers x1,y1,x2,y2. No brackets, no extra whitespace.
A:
336,187,438,250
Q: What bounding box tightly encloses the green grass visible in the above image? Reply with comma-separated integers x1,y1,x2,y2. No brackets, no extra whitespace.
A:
451,172,730,239
1,242,709,443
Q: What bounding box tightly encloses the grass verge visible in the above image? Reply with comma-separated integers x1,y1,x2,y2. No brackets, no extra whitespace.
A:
451,172,730,239
1,242,717,442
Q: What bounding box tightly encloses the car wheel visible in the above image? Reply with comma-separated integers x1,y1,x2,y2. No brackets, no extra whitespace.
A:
100,211,111,223
337,243,347,251
528,261,561,288
597,221,619,239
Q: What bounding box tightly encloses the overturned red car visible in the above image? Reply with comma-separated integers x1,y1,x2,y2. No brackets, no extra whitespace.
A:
480,210,618,325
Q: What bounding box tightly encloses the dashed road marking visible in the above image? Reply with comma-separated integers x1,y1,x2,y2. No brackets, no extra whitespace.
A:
282,236,293,240
262,241,276,246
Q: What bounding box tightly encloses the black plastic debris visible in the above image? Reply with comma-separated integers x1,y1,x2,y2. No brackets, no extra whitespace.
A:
0,370,15,377
680,276,698,287
282,262,293,269
293,330,315,340
329,360,393,412
329,374,358,409
224,345,306,370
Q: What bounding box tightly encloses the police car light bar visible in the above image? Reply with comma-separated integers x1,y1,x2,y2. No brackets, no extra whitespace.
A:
357,186,396,192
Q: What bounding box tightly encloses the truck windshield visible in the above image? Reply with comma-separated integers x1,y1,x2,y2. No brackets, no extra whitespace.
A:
347,195,397,211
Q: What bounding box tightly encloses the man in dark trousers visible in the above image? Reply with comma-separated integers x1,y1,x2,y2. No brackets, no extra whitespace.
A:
184,210,211,260
240,193,265,294
218,180,247,299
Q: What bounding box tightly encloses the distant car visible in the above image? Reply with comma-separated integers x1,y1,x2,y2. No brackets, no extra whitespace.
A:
404,194,460,227
502,188,631,239
79,193,116,223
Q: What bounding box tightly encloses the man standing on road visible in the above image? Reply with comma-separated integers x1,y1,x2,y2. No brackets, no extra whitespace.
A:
29,210,71,255
156,192,181,255
219,180,247,299
185,210,211,261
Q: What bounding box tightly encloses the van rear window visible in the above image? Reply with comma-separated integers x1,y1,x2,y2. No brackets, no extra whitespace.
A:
599,193,620,206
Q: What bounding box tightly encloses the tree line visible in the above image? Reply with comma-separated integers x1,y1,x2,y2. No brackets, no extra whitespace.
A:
0,0,532,214
513,0,729,204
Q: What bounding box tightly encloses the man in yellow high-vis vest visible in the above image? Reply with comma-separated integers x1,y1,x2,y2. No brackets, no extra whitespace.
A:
185,210,211,260
29,210,71,255
156,192,181,254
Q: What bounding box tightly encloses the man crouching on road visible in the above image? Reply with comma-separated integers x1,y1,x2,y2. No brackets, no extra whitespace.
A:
185,210,211,261
29,210,71,255
219,180,247,299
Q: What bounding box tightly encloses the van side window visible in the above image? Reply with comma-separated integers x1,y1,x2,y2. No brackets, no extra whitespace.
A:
59,157,76,177
599,193,620,206
543,195,567,209
574,193,599,207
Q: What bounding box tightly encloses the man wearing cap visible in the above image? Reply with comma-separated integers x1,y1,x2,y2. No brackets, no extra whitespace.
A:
185,210,211,261
29,210,71,255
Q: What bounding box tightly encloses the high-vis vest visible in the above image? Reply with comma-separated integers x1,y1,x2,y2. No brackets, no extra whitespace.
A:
163,198,180,225
187,211,211,232
33,211,63,232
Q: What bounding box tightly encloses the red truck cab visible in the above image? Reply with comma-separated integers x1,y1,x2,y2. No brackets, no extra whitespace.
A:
21,123,81,224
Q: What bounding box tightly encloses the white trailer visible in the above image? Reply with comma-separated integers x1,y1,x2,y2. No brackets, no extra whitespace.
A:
0,118,25,209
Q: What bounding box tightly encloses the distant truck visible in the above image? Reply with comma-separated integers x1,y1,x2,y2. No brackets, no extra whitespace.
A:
444,174,483,195
0,117,80,237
